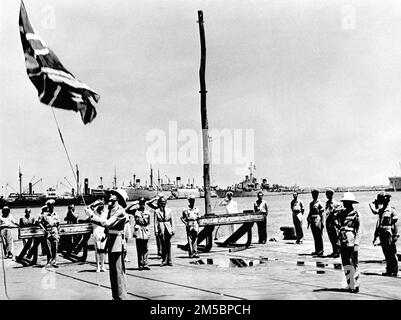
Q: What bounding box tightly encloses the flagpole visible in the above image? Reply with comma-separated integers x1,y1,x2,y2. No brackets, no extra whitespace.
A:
197,10,214,252
198,10,212,216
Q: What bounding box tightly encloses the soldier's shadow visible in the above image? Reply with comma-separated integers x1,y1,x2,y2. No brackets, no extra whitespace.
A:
313,288,350,293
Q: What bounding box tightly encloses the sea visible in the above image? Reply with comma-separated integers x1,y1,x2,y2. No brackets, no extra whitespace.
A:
6,190,398,248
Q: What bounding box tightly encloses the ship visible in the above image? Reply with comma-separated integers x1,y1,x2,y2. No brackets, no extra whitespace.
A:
123,167,169,201
388,177,401,191
215,162,270,198
387,162,401,191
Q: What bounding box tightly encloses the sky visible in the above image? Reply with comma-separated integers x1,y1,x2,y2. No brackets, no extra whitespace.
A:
2,0,401,194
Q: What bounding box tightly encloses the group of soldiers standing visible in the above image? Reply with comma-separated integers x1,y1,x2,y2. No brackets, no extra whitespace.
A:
0,200,63,267
290,189,399,293
0,188,399,299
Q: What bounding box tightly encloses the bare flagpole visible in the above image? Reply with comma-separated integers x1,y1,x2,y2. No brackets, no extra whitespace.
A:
197,10,214,251
198,10,212,216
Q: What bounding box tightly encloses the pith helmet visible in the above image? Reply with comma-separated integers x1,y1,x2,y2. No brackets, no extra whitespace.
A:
2,206,10,214
340,192,358,204
108,189,128,208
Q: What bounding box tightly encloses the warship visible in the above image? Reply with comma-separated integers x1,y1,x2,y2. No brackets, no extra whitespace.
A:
215,163,270,198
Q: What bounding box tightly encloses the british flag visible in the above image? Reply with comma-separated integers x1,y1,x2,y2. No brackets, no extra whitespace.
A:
19,1,100,124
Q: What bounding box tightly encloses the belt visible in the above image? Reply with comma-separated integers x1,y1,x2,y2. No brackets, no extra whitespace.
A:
108,230,124,235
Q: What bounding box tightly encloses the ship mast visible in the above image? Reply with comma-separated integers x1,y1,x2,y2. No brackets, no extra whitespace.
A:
198,10,212,216
76,164,80,196
150,165,153,187
113,167,117,189
18,166,22,196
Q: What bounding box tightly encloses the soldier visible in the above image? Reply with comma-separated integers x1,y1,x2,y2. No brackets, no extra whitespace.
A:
337,192,361,293
254,191,268,244
86,189,129,300
291,192,305,244
64,204,78,224
91,200,108,272
0,206,18,259
147,195,163,257
181,195,200,258
62,204,79,252
307,189,325,256
154,195,175,266
38,199,60,267
16,208,35,264
219,191,238,233
127,198,151,270
370,192,399,276
325,189,342,258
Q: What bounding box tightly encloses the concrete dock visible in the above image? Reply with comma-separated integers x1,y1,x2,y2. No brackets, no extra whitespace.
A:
1,234,399,300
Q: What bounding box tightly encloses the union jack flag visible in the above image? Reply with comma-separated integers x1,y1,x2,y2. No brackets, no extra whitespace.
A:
19,1,100,124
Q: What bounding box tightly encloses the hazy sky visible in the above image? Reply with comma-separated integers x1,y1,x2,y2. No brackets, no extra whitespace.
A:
2,0,401,194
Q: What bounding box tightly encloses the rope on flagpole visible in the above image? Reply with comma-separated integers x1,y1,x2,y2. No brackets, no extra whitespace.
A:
50,106,87,206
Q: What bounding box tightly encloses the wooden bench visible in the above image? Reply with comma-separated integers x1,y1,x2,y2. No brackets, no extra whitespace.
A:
178,211,266,252
18,223,93,264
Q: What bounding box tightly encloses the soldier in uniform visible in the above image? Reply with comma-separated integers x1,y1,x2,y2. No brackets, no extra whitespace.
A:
325,189,342,258
219,191,238,234
307,189,325,256
127,198,151,270
181,195,200,258
86,189,129,300
154,195,175,266
64,204,78,224
16,208,35,264
290,192,304,244
254,191,268,244
38,200,60,267
147,195,163,257
337,192,361,293
0,206,18,259
370,192,399,276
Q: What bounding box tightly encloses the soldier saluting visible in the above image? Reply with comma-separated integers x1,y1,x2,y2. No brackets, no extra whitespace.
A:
86,189,129,300
369,192,399,276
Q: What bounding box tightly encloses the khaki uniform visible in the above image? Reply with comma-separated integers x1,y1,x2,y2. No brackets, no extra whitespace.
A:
155,208,174,265
254,200,268,243
91,204,128,300
307,199,325,255
290,199,304,243
377,206,399,275
338,208,361,290
0,215,16,257
134,209,151,268
182,207,200,257
325,199,342,255
38,211,60,264
18,216,35,261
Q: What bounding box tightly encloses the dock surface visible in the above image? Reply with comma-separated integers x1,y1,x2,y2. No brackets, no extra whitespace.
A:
1,235,399,300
